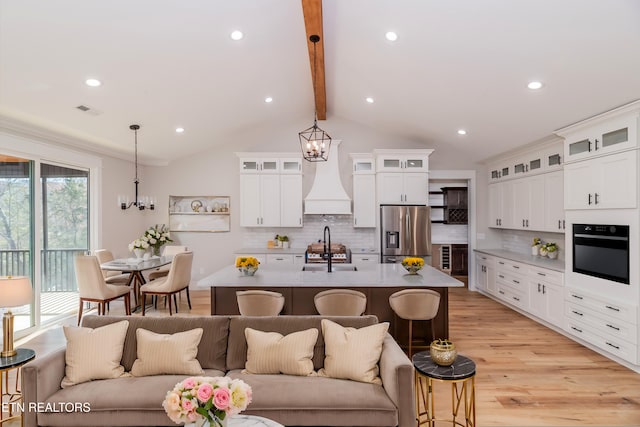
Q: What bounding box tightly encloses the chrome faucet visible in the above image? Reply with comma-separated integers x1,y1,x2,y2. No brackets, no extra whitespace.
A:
323,226,332,273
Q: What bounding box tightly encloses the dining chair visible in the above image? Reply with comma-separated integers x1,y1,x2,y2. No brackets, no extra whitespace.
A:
147,245,189,281
314,289,367,316
140,252,193,316
94,249,130,285
236,290,285,316
74,255,131,326
389,289,441,357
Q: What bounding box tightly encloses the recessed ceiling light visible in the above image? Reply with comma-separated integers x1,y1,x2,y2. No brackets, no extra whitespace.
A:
175,127,185,133
527,81,543,90
385,31,398,42
457,129,467,135
230,30,244,41
265,97,273,103
366,97,374,104
85,78,101,87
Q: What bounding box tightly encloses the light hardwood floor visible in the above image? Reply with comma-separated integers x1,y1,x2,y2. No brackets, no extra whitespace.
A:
10,287,640,426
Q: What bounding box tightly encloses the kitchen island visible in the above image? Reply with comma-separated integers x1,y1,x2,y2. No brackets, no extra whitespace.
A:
198,263,464,341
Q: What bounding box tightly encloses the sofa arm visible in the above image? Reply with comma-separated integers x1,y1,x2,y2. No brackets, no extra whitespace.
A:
21,347,66,427
379,334,415,427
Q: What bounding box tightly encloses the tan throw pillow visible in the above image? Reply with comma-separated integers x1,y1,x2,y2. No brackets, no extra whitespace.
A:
130,328,204,376
61,320,129,388
243,327,318,376
318,319,389,384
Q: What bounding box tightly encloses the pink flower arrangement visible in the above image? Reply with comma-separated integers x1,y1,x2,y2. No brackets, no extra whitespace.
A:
163,376,252,426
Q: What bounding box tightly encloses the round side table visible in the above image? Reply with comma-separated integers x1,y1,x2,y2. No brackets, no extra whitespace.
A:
1,348,36,426
412,351,476,427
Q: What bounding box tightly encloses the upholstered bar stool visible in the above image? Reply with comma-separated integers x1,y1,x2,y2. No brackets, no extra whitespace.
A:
236,290,285,316
389,289,441,357
314,289,367,316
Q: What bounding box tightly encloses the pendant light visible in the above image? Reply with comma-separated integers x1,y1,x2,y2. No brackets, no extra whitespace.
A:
118,124,155,210
299,34,332,162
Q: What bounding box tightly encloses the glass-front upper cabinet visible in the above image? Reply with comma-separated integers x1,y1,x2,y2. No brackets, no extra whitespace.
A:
239,158,279,173
351,154,375,174
564,115,637,162
374,150,432,173
280,158,302,174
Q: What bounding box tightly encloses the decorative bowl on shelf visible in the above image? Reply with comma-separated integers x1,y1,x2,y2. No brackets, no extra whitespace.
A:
401,257,424,275
430,339,457,366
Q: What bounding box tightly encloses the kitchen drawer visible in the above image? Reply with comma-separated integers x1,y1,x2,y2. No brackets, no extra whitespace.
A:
293,254,305,265
565,317,638,364
496,270,526,291
496,282,527,309
495,258,526,275
352,254,378,263
528,265,563,286
566,302,638,345
266,254,294,264
565,287,637,325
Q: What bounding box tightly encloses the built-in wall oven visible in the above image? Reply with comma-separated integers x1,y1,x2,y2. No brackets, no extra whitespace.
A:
573,224,630,284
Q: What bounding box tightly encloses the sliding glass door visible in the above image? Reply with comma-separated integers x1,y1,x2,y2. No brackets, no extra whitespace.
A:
0,155,90,333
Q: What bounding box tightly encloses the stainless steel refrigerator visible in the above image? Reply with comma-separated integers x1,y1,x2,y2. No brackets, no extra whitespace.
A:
380,205,432,263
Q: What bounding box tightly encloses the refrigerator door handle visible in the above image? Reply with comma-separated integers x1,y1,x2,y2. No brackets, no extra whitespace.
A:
405,211,411,251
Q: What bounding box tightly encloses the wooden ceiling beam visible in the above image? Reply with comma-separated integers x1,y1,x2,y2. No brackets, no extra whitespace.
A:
301,0,327,120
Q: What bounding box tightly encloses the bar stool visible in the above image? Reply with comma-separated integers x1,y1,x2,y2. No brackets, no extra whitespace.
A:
314,289,367,315
389,289,441,357
236,290,284,316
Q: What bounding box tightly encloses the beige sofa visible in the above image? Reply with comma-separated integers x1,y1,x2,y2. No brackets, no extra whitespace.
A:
22,315,415,427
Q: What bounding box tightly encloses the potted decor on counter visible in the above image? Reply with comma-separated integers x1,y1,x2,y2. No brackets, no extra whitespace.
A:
544,242,559,259
275,234,290,249
531,237,542,256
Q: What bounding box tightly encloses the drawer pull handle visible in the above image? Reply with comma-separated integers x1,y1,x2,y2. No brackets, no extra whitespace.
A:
606,324,620,331
499,261,505,265
571,326,583,333
605,305,620,312
498,274,505,279
605,342,620,350
572,294,583,300
571,310,583,316
537,272,546,276
513,296,520,301
499,290,505,295
513,280,520,284
513,265,520,269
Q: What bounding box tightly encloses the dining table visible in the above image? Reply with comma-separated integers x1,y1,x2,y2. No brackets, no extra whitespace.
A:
101,256,173,311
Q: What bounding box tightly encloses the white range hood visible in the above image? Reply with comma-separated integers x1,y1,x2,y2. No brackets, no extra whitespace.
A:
304,140,352,215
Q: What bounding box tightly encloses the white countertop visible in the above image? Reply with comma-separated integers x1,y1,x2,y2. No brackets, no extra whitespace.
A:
474,248,565,272
197,263,464,289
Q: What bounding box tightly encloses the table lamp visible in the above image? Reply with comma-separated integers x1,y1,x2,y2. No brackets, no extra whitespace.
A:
0,276,33,357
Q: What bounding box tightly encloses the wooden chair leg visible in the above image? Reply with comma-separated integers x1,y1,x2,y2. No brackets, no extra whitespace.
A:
77,299,84,326
124,294,131,315
168,294,173,316
142,293,147,316
106,302,110,313
186,288,192,309
408,319,413,359
173,294,178,313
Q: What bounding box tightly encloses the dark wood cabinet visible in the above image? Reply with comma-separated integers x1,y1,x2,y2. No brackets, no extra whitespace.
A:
442,187,468,224
451,244,468,276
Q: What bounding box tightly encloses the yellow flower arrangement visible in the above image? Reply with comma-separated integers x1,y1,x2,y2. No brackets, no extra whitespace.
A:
401,257,425,268
235,256,260,268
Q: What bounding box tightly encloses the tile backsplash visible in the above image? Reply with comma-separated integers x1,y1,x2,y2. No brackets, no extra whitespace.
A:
499,229,565,260
240,215,377,250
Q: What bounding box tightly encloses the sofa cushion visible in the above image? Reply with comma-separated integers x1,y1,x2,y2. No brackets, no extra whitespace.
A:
130,328,204,376
40,369,225,427
61,320,129,388
81,315,229,371
243,327,318,376
226,369,398,427
318,319,389,384
227,315,379,371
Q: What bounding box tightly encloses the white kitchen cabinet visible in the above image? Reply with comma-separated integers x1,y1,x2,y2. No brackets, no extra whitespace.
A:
528,266,564,328
375,153,431,172
280,174,303,227
239,158,279,173
511,175,545,230
280,158,303,174
542,146,563,171
376,172,428,205
564,150,637,209
293,254,306,265
351,154,375,174
239,174,280,227
563,115,638,163
475,253,495,295
353,174,376,227
266,254,294,264
352,253,379,269
544,171,565,232
488,181,513,228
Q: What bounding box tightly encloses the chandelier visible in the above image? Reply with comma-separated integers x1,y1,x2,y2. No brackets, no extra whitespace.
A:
299,34,331,162
118,124,155,210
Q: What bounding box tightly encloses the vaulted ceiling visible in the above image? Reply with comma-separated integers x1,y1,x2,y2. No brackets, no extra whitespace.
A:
1,0,639,166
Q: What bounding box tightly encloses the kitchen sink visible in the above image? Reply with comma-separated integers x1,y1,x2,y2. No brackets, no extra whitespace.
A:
302,264,358,272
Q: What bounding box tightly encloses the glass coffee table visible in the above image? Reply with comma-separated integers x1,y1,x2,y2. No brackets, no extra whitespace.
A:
229,415,283,427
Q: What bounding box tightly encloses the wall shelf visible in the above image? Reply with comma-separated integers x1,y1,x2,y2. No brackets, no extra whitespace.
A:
169,195,230,232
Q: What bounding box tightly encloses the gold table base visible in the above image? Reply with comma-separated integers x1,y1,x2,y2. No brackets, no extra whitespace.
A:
416,371,476,427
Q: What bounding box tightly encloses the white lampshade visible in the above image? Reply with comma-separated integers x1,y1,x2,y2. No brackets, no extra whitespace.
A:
0,276,33,308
